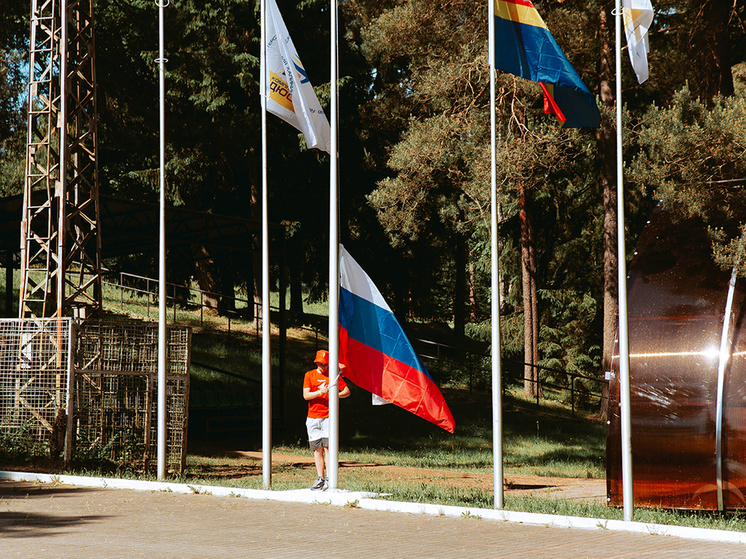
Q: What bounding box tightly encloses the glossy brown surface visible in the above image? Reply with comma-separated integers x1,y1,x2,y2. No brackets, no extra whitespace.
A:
607,207,746,510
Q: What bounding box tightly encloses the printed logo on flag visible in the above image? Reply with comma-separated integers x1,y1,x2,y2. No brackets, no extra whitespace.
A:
293,58,310,85
269,71,294,112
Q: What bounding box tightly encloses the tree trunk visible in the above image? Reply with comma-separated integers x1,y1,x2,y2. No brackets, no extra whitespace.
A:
519,182,539,397
598,6,617,419
468,248,478,323
216,251,236,314
290,279,304,315
699,0,735,99
248,144,262,327
193,245,219,313
288,235,304,316
454,231,466,340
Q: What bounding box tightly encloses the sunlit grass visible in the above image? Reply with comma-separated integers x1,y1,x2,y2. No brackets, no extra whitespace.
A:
8,273,746,532
174,452,746,532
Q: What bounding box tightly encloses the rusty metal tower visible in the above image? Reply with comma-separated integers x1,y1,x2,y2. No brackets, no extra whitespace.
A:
21,0,102,319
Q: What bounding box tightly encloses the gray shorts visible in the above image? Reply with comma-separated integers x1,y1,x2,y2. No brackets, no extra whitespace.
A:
306,417,329,450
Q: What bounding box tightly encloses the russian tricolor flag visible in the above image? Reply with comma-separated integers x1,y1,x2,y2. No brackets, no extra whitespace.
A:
338,246,455,433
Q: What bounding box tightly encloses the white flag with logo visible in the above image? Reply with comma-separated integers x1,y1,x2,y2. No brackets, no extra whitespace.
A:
265,0,331,153
622,0,654,84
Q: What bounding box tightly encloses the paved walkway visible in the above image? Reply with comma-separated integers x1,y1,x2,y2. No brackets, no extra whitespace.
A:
1,474,745,558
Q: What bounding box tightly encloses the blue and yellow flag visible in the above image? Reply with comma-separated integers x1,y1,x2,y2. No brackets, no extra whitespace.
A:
494,0,600,128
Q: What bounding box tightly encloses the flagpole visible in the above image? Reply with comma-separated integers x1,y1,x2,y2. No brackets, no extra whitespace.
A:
614,0,634,522
264,0,332,487
156,0,167,481
260,0,272,489
488,0,504,510
328,0,341,490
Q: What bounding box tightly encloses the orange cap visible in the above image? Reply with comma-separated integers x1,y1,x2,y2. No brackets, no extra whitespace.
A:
314,350,329,364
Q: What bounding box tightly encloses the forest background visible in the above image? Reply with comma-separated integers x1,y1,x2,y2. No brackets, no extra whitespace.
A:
0,0,745,399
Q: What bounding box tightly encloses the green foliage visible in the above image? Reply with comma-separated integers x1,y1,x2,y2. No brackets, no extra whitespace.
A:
649,0,746,102
0,4,27,198
629,87,746,272
538,290,601,383
368,115,487,247
73,434,119,464
1,0,745,414
358,0,746,386
0,419,49,462
0,129,24,197
358,0,612,377
358,0,493,323
96,0,262,210
631,89,746,216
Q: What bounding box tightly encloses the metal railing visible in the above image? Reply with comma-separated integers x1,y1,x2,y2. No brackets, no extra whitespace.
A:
102,271,270,337
414,337,608,416
511,361,608,415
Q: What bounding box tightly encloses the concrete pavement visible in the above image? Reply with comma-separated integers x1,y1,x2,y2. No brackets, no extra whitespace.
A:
1,473,745,558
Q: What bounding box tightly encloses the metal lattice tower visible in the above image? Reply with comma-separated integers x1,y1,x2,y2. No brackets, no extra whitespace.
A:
21,0,102,319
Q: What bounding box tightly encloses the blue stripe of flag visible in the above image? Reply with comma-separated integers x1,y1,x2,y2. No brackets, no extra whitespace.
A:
494,9,600,128
495,16,591,98
339,287,433,382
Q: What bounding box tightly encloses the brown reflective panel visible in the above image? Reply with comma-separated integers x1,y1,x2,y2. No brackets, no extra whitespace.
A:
607,206,746,510
723,311,746,508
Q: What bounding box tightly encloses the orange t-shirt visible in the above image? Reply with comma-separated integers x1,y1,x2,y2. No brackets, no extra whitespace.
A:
303,368,348,419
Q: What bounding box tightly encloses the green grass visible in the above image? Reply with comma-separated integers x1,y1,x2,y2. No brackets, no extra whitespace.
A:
4,274,746,532
27,446,744,533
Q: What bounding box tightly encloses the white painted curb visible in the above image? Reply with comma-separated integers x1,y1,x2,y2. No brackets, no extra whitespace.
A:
2,470,744,545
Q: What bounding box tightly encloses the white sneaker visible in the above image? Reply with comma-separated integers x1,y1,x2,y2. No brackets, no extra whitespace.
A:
311,477,325,491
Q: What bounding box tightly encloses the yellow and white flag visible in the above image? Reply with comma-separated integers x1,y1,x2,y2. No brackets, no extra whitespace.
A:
622,0,654,84
265,0,331,153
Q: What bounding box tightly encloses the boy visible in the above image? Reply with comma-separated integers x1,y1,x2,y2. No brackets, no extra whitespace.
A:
303,350,350,490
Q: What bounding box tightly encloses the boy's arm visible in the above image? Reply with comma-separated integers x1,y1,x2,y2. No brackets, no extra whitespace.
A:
338,364,351,398
304,382,329,400
303,373,314,400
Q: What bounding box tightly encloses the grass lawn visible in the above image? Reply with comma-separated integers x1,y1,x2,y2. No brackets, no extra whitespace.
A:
2,280,746,532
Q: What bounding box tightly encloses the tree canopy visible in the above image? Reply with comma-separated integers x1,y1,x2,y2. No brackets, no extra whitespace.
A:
0,0,744,387
0,0,28,197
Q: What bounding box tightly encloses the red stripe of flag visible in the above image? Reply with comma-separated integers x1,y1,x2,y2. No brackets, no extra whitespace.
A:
340,327,455,433
540,83,567,124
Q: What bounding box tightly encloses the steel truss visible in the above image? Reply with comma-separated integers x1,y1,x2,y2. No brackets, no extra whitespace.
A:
21,0,101,319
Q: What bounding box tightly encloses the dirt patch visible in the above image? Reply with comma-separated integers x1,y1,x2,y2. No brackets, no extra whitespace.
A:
204,449,607,504
3,446,606,504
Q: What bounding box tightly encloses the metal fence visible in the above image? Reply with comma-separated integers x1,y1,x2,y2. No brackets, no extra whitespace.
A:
103,271,261,336
0,318,72,442
0,318,190,473
414,338,608,415
74,320,191,471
